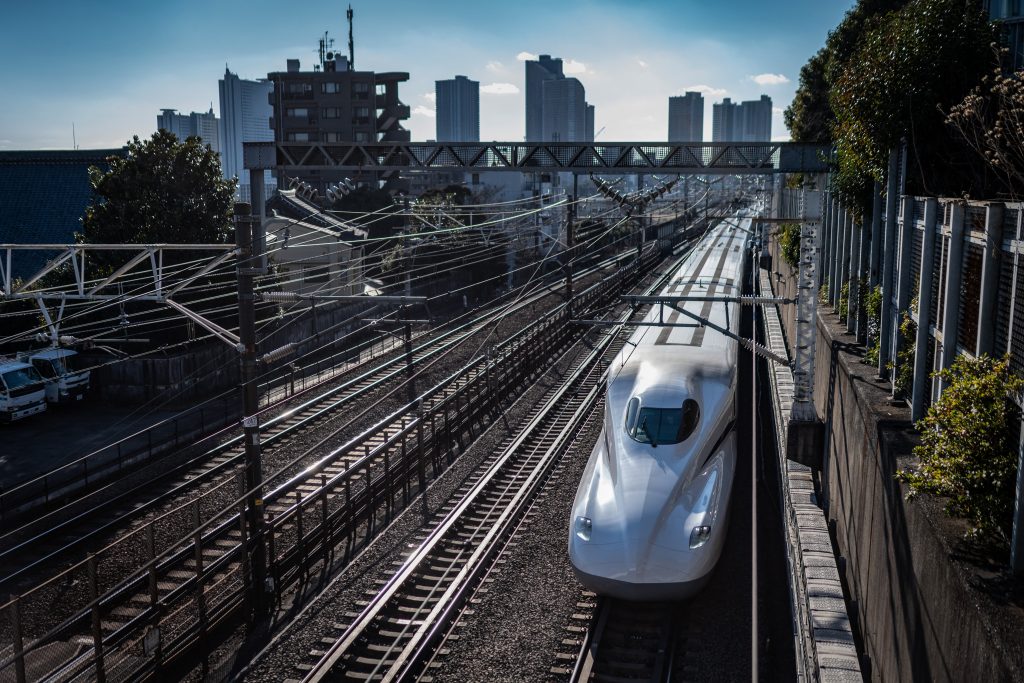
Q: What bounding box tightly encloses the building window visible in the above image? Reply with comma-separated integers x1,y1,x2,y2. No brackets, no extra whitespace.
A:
354,131,371,142
285,132,310,142
352,106,371,125
323,132,345,143
285,107,309,117
322,82,342,94
323,107,342,119
375,83,386,96
287,82,312,95
353,82,370,99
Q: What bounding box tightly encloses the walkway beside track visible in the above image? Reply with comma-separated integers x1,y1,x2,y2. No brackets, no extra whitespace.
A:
760,267,862,681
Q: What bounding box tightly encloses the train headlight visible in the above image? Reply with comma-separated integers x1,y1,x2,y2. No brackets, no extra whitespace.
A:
574,516,592,542
689,525,712,548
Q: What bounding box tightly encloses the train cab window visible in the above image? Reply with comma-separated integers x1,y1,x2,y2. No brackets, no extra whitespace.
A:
627,397,700,446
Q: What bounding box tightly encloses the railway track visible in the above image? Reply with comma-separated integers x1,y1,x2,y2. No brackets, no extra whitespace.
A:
285,244,697,683
0,247,664,683
0,251,631,587
563,597,684,683
294,303,620,683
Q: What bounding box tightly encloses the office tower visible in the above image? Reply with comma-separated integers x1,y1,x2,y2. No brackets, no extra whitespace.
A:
525,54,594,142
712,95,772,141
435,75,480,141
525,55,564,141
219,68,275,197
668,91,704,141
156,107,220,153
739,95,772,141
542,78,589,142
712,98,739,141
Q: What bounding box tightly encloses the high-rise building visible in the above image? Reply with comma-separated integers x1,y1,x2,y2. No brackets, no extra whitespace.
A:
525,54,594,142
525,55,563,141
668,92,704,141
712,95,771,141
542,78,589,142
435,75,480,142
219,67,274,197
156,107,220,152
739,95,772,141
712,98,738,142
267,53,410,192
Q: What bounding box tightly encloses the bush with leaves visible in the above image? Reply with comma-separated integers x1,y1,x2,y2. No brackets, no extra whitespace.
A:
863,284,883,366
839,281,850,319
890,300,917,397
819,282,830,305
777,223,801,268
897,354,1023,539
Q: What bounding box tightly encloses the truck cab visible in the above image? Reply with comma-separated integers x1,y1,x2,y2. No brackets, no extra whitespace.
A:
25,348,90,404
0,359,47,422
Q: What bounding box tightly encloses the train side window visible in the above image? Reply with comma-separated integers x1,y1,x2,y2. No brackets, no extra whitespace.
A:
677,399,700,442
625,397,639,433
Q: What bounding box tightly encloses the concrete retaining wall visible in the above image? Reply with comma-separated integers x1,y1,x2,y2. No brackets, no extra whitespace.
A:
766,234,1024,682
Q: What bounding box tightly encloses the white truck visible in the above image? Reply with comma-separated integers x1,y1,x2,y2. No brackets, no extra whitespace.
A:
0,358,47,423
21,348,90,404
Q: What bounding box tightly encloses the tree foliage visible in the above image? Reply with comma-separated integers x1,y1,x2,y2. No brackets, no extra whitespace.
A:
897,354,1024,540
777,223,801,268
82,130,235,250
829,0,997,199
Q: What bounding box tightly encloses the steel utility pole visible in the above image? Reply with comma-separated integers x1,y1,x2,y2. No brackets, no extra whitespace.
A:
234,203,268,614
565,174,577,312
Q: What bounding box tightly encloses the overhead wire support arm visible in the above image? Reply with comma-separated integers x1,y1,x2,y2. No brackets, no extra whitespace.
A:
621,294,795,306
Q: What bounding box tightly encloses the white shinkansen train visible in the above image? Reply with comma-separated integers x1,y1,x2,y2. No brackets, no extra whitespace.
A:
568,213,752,600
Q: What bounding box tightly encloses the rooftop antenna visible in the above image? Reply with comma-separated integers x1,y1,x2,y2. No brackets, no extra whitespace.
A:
72,122,77,150
347,4,354,69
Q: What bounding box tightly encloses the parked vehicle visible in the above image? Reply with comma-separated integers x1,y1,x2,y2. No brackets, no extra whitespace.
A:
0,358,47,422
20,348,90,404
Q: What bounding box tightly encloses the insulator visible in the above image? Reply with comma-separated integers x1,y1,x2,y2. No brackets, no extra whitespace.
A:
261,291,301,302
260,343,296,365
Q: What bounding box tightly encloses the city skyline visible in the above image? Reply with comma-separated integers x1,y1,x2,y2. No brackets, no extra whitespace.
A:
0,0,854,149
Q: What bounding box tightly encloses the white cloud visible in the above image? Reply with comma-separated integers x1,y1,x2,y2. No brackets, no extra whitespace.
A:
480,82,520,95
772,107,785,114
486,61,504,72
412,105,435,118
637,59,648,68
564,59,587,74
423,92,436,102
750,73,790,86
516,51,538,61
684,84,727,98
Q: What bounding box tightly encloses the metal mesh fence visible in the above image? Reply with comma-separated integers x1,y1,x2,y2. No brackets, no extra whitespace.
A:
996,252,1015,357
931,235,945,330
958,243,983,354
1012,259,1024,376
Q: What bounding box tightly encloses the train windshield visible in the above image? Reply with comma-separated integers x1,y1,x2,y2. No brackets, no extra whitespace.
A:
626,397,700,446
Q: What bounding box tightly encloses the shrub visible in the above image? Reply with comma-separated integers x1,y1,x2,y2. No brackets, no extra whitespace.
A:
778,223,801,268
863,284,883,366
897,354,1024,539
839,281,850,318
819,282,830,305
890,300,917,397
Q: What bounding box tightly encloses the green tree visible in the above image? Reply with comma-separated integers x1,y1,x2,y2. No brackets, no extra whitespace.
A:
830,0,998,199
897,355,1024,540
82,130,236,251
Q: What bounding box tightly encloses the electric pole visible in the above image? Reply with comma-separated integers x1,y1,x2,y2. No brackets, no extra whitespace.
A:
234,203,267,615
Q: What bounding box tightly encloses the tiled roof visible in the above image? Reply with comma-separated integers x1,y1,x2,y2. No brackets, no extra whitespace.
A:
0,148,126,278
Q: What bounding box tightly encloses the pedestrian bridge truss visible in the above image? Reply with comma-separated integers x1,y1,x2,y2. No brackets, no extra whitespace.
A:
243,141,829,175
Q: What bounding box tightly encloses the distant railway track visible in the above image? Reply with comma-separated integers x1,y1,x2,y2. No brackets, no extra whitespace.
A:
0,249,636,586
0,246,668,683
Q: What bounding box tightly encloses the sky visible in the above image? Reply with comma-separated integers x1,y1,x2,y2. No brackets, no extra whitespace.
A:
0,0,854,150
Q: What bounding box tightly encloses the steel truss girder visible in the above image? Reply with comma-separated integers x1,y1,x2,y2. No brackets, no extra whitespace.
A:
244,141,830,175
